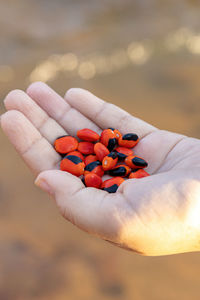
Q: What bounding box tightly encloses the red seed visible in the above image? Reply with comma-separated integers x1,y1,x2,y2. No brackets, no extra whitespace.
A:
109,164,131,177
94,142,110,161
84,155,98,166
56,127,149,190
101,177,125,193
54,135,78,154
84,161,104,177
78,142,94,155
109,128,122,140
115,147,134,160
100,129,117,151
102,152,118,171
67,150,84,161
129,169,150,179
60,155,85,177
118,133,139,148
77,128,100,142
83,173,102,188
125,155,148,169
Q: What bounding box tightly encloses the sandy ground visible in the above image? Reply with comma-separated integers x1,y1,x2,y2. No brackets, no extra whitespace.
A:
0,1,200,299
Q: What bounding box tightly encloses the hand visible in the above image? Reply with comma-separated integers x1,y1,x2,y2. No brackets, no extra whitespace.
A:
1,82,200,256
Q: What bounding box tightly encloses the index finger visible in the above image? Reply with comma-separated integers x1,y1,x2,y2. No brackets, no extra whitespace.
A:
65,88,157,138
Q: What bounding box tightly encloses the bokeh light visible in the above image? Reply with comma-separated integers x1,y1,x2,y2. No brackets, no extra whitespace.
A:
78,61,96,80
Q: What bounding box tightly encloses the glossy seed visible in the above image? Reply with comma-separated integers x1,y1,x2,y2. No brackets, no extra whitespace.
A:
102,152,118,171
101,177,125,193
113,129,122,140
54,135,78,154
118,133,139,148
115,147,134,160
109,128,122,140
125,155,148,169
84,154,98,166
78,141,94,155
67,150,84,161
109,164,131,177
84,161,104,177
77,128,100,142
129,169,150,179
60,155,85,177
94,142,110,161
83,173,102,188
100,129,117,151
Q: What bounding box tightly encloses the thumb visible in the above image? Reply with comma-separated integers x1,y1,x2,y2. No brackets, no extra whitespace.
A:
34,169,87,226
35,169,83,198
34,170,119,238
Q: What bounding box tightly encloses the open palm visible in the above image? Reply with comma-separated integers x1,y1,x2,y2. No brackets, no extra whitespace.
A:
1,82,200,256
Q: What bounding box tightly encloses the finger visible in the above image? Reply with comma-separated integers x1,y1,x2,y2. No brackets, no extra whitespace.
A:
26,82,101,136
35,169,124,239
65,88,157,138
0,110,61,175
4,89,67,144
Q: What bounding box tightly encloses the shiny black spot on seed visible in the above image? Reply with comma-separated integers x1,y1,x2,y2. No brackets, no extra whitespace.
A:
65,155,82,164
122,133,138,141
85,161,101,172
108,151,118,159
109,167,126,176
107,138,117,151
132,157,148,167
103,184,119,193
116,152,127,160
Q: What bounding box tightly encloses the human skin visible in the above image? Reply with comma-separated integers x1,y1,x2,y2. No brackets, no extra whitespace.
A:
1,82,200,256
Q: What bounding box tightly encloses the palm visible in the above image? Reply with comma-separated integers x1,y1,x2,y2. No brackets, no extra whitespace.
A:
1,82,200,256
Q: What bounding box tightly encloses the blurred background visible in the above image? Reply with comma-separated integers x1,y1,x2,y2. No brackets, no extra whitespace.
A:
0,0,200,299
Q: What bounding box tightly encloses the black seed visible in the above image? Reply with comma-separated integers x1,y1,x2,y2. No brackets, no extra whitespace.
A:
132,157,148,167
107,138,117,151
85,161,101,172
122,133,138,141
65,155,82,164
108,151,118,159
109,167,126,176
103,184,119,193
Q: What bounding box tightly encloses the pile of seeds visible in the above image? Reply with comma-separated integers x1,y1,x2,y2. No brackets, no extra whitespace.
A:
54,128,149,193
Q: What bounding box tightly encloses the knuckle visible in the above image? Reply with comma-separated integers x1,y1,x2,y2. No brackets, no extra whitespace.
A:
95,102,111,121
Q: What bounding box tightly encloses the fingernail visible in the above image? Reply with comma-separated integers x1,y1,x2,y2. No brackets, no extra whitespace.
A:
35,178,54,195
